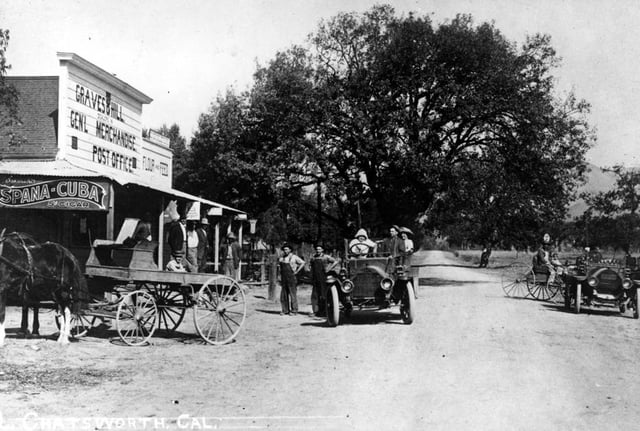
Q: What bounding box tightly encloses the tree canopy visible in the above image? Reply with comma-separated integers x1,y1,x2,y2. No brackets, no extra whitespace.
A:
181,6,594,248
0,29,20,145
580,166,640,252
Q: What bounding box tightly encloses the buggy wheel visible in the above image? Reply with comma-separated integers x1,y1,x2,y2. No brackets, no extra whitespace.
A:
55,312,99,338
501,263,531,298
116,290,157,346
143,283,187,332
528,277,560,302
326,285,340,327
575,283,581,314
193,276,246,345
400,282,416,324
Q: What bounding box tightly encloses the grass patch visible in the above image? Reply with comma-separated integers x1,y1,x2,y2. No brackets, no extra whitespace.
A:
453,248,616,269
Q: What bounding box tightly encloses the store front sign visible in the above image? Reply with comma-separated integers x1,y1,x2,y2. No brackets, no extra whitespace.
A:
59,53,172,189
0,179,108,211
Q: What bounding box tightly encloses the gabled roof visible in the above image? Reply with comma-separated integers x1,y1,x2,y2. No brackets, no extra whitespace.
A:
0,76,59,159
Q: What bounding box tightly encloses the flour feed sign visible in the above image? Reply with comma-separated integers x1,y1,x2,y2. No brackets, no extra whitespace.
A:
0,178,108,211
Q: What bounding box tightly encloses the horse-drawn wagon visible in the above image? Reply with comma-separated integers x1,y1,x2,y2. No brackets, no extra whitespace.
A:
0,219,247,347
78,233,247,346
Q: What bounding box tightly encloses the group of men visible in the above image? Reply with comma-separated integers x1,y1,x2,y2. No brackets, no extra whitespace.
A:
165,215,242,278
277,224,416,317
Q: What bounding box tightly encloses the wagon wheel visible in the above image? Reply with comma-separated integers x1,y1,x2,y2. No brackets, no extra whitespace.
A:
193,276,246,345
527,275,561,301
55,311,100,338
501,263,531,298
326,285,340,327
400,281,416,324
116,290,157,346
142,283,187,332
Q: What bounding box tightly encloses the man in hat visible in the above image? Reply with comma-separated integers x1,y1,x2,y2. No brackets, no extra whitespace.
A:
381,225,402,259
196,218,210,272
185,220,199,272
167,214,195,272
278,243,305,315
220,231,242,279
310,242,338,317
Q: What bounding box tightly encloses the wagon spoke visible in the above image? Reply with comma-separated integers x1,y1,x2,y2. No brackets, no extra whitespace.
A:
222,313,241,329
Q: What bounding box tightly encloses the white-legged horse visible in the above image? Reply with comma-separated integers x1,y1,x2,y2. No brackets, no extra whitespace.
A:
0,233,87,346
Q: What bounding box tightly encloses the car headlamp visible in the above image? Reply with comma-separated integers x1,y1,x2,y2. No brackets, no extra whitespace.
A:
587,277,598,287
623,278,632,289
380,277,394,291
341,280,354,294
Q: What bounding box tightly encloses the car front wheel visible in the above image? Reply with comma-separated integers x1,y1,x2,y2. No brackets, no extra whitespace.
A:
326,285,340,327
400,282,416,324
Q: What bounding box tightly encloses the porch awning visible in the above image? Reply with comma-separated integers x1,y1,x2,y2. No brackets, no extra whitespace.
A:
0,159,245,214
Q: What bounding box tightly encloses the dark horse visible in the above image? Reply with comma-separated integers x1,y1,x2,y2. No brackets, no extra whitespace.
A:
0,232,88,346
0,232,40,336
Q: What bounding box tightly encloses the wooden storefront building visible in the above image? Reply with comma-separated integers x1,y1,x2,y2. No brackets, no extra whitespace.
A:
0,52,245,271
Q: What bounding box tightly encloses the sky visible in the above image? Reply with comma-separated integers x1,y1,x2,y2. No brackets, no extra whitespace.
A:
2,0,640,167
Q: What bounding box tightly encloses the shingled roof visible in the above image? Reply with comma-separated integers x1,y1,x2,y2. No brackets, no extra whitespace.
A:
0,76,59,159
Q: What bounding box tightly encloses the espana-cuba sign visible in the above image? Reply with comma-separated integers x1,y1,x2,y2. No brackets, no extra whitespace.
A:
0,179,107,211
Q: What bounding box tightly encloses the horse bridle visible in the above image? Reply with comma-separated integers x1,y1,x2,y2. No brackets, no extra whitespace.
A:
0,232,36,288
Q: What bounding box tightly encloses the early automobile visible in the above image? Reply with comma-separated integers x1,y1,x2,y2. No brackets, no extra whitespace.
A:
323,239,418,326
563,257,639,318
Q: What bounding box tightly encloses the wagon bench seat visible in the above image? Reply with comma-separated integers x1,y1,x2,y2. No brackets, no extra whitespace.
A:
86,239,158,270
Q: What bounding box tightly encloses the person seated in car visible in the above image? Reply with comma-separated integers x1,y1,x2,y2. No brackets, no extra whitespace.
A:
348,228,377,256
588,245,603,263
399,227,415,266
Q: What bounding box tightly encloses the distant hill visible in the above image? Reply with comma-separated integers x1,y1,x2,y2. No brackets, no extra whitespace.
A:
566,163,617,219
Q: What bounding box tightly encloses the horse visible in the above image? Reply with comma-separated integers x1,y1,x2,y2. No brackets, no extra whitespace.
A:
3,232,42,336
0,232,88,345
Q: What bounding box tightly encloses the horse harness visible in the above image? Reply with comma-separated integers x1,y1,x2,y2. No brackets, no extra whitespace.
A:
0,233,70,297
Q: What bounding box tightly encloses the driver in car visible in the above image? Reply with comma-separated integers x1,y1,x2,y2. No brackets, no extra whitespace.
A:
349,228,377,256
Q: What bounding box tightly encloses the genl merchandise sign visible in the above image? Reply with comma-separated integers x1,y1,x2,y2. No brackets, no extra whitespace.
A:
0,178,108,211
59,53,172,189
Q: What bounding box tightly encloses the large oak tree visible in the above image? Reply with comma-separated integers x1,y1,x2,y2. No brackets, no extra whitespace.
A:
185,6,594,247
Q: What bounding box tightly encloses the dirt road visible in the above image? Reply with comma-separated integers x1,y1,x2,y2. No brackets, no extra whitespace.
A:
1,250,639,430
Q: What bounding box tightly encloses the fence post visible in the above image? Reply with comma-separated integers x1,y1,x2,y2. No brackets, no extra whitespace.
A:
268,250,278,301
